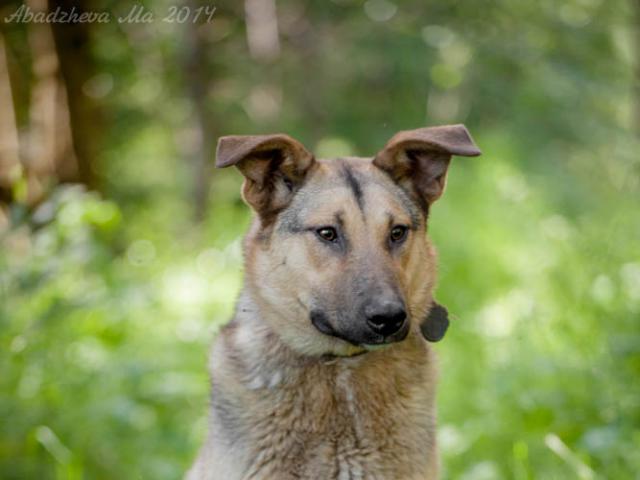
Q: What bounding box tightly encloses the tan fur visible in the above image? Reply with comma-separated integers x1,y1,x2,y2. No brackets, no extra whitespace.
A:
188,126,480,480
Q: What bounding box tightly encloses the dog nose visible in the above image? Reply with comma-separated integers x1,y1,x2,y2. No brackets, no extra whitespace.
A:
365,301,407,337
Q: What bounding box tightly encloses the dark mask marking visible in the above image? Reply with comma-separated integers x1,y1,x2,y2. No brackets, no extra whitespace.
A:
341,163,365,212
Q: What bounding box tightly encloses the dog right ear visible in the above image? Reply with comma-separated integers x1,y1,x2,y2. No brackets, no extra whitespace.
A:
373,124,480,210
216,134,316,220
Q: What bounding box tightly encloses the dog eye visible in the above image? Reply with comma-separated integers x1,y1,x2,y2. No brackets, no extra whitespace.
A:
316,227,338,243
389,225,408,243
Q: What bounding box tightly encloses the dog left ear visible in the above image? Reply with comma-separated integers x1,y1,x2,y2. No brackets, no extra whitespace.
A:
216,134,316,220
373,124,481,208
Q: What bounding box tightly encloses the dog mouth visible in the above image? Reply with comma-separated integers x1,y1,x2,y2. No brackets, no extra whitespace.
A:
361,343,393,352
310,310,409,348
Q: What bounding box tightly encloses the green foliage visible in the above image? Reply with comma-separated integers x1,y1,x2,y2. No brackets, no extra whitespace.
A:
0,188,246,479
433,138,640,479
2,0,640,478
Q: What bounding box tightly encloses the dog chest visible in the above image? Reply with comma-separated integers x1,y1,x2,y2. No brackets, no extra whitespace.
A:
212,344,437,479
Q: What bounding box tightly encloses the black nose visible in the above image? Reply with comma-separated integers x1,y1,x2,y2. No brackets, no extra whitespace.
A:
365,302,407,337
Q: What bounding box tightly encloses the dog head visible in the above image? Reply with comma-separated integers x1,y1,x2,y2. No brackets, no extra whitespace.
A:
217,125,480,356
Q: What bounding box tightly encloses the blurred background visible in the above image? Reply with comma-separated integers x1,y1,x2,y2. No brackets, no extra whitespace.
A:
1,0,639,478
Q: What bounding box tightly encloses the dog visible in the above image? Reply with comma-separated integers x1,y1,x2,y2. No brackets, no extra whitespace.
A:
187,124,481,480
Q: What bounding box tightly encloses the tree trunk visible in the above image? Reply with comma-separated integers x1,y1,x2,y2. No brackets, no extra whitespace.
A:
49,0,102,190
22,0,65,204
244,0,280,62
0,31,20,204
183,0,216,223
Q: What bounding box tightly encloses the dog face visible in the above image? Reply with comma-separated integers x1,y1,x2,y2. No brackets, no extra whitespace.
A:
217,126,480,356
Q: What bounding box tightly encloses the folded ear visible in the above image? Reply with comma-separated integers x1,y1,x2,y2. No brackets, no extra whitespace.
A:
216,134,316,220
373,124,481,209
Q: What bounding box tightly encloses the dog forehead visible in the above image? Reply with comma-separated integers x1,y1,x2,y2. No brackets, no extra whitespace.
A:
278,156,421,229
311,156,395,193
324,157,420,219
317,155,376,175
300,158,388,206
